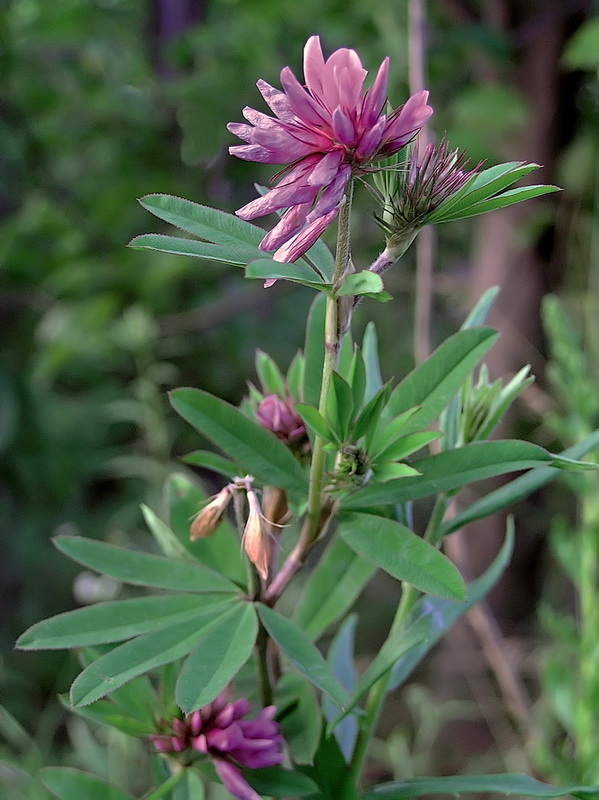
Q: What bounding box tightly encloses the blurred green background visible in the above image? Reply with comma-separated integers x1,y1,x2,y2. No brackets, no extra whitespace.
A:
3,0,599,794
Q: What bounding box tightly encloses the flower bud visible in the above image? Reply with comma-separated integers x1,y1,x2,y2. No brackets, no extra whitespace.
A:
190,486,232,541
256,394,306,445
243,490,272,580
262,486,289,529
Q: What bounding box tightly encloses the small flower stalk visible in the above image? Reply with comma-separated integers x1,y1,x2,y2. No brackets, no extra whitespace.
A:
152,692,285,800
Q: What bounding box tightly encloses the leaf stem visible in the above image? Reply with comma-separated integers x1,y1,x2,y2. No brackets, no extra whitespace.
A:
142,766,186,800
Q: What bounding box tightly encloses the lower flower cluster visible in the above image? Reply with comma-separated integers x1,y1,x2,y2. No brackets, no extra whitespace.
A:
152,692,285,800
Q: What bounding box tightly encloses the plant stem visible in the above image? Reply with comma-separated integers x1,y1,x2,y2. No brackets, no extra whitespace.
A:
265,183,354,602
349,494,449,785
143,766,185,800
256,620,273,707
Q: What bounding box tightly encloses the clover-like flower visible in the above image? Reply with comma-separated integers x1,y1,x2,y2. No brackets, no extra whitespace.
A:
228,35,432,262
256,394,306,444
152,692,285,800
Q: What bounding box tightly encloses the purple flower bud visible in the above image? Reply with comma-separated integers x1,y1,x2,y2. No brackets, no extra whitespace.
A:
256,394,306,445
151,691,286,800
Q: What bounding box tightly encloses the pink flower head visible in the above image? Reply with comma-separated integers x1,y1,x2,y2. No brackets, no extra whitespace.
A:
151,692,285,800
228,35,433,263
256,394,306,444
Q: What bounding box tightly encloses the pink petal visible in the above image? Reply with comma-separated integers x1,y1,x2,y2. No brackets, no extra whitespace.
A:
259,202,311,251
305,164,351,222
360,57,389,129
214,760,262,800
332,106,357,147
257,80,298,123
280,66,330,127
354,114,387,161
382,90,433,153
236,182,318,220
228,144,288,164
303,35,326,99
273,209,339,262
322,48,366,111
306,150,345,186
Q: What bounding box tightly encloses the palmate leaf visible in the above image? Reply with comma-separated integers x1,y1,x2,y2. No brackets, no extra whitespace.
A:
70,601,242,707
128,233,258,266
176,603,258,712
41,767,135,800
438,184,560,222
257,605,349,707
363,773,599,799
342,440,560,509
293,537,376,640
53,535,239,594
338,512,466,600
276,673,322,765
385,328,499,435
16,594,231,650
440,427,599,537
169,388,308,498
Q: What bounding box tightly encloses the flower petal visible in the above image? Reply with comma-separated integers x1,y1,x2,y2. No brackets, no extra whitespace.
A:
214,760,262,800
303,35,326,99
273,209,339,262
236,182,318,220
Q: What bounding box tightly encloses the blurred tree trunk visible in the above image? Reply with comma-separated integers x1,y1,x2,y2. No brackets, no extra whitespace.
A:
151,0,205,78
442,0,590,620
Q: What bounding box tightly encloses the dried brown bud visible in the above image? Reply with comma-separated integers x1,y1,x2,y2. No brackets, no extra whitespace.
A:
262,486,289,529
190,486,232,541
243,491,273,580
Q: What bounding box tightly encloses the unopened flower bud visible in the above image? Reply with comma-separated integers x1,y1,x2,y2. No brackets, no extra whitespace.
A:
243,490,272,580
256,394,306,445
262,486,289,529
190,486,232,541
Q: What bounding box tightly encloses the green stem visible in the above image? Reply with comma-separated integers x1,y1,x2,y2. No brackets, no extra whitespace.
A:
350,494,449,784
256,620,273,707
265,182,354,602
142,767,186,800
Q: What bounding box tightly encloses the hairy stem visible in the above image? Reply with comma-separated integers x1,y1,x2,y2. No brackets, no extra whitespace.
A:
265,183,354,603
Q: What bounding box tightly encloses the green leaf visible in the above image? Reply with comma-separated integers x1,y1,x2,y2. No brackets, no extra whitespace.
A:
300,733,360,800
362,773,599,798
293,537,376,640
296,404,336,443
324,616,359,762
347,348,367,411
303,294,326,407
139,194,264,249
257,604,348,707
385,328,499,435
128,234,256,266
304,237,335,282
287,352,305,402
372,431,442,464
439,185,560,222
362,322,384,402
41,767,135,800
276,673,322,765
389,521,514,690
343,440,556,509
372,462,421,482
440,429,599,536
244,766,319,797
255,350,287,397
336,271,384,297
246,259,330,289
181,450,239,477
16,594,229,650
562,15,599,69
141,504,192,560
328,623,425,731
170,389,308,497
176,603,258,712
54,535,239,594
462,286,500,329
165,473,246,584
59,694,154,736
339,512,466,600
353,384,392,444
70,602,239,707
328,372,354,442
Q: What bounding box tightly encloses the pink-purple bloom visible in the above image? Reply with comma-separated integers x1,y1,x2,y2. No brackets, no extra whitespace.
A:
256,394,306,444
228,35,433,263
152,692,285,800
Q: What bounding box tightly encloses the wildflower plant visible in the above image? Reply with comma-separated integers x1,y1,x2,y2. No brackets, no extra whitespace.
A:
18,36,599,800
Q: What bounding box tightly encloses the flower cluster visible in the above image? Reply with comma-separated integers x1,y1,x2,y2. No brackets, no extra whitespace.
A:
228,35,432,262
152,692,285,800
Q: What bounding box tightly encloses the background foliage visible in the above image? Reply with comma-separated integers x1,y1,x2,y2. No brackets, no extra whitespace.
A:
3,0,599,796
